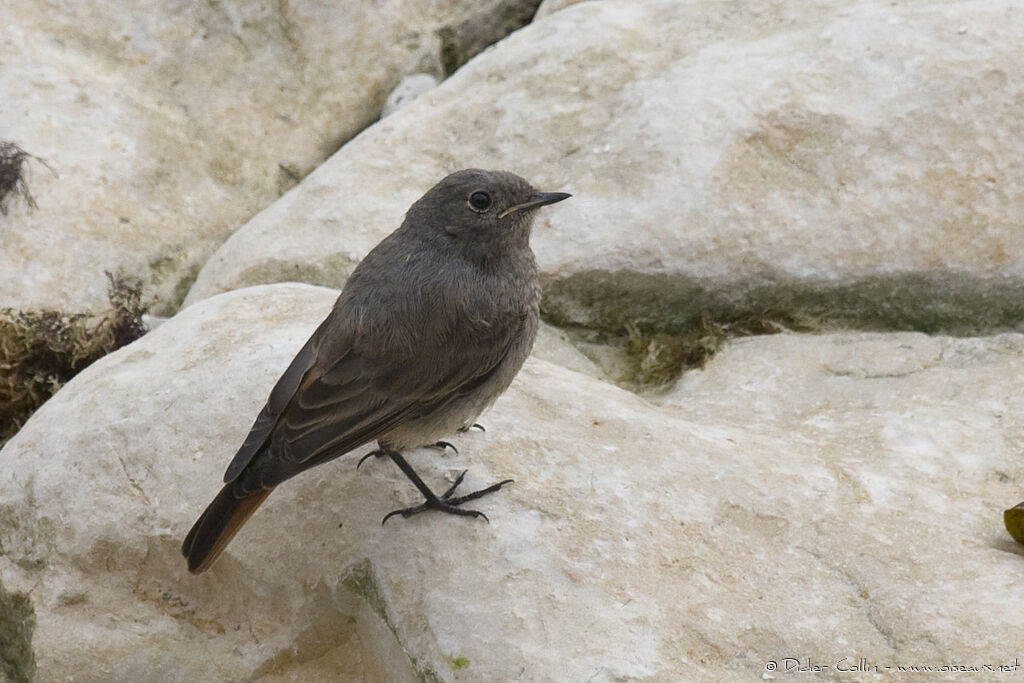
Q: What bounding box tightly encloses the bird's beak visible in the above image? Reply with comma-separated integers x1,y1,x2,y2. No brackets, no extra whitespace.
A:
498,191,572,219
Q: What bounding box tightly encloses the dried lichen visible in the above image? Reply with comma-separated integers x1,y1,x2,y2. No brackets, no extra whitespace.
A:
1,273,147,445
622,311,799,390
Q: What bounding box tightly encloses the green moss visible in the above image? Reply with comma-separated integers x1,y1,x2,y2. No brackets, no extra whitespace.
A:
0,579,35,683
541,269,1024,337
339,562,451,683
413,661,445,683
446,655,470,669
541,268,1024,389
339,559,388,623
0,272,146,446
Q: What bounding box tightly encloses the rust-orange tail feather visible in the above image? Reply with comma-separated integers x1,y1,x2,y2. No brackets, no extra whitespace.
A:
182,483,274,574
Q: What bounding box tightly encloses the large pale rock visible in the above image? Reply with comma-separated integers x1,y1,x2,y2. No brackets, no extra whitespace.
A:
2,284,1022,681
185,0,1024,334
382,74,441,118
0,0,540,315
534,0,590,19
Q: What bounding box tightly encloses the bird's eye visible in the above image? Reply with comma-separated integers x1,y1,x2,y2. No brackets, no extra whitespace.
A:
468,190,491,212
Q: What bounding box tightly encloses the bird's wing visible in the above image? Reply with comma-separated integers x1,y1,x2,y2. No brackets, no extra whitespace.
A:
223,310,337,483
232,305,526,489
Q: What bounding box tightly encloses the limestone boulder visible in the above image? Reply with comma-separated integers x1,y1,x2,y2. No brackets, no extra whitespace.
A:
382,74,441,118
2,284,1022,681
0,0,541,315
184,0,1024,335
534,0,590,19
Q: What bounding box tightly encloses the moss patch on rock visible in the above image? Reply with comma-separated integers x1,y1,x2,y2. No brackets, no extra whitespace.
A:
623,312,797,388
541,269,1024,337
562,310,799,391
541,268,1024,390
0,579,35,683
340,559,389,624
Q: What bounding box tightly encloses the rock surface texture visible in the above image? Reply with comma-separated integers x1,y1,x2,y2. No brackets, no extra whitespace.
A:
185,0,1024,336
4,0,1024,681
2,286,1023,681
0,0,541,315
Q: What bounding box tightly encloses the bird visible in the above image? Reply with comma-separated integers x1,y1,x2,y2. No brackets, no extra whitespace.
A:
182,168,571,574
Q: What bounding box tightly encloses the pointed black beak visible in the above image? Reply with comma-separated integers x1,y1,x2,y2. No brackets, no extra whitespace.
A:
498,191,572,219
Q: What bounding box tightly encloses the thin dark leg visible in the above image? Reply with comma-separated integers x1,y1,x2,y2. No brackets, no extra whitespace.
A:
381,449,513,525
362,440,458,468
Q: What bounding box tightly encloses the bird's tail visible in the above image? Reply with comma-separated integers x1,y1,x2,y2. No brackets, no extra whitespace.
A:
181,482,274,574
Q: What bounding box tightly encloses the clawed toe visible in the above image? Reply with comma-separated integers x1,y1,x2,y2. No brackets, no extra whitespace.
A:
357,448,386,469
440,469,470,498
382,501,487,524
381,471,513,525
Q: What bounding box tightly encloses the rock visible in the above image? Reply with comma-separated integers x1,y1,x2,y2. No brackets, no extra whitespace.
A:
433,0,545,76
532,322,604,378
382,74,440,117
534,0,590,19
2,284,1022,680
0,0,540,316
184,0,1024,336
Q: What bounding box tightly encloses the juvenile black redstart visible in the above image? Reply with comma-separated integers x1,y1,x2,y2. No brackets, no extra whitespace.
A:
182,169,570,574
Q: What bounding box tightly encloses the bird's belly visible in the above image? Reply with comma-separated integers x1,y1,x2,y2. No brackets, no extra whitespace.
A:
379,345,528,451
379,388,496,451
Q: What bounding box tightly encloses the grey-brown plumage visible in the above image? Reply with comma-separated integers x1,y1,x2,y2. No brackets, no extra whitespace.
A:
182,169,570,574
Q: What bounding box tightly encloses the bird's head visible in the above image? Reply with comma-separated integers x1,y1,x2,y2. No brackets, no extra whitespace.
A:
407,168,571,259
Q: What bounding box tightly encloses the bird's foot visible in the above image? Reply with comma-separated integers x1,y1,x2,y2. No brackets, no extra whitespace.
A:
381,470,513,525
430,440,458,454
457,423,486,433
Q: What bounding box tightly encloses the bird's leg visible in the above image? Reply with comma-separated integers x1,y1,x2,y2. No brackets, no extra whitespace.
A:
381,449,512,525
458,423,486,433
362,439,459,468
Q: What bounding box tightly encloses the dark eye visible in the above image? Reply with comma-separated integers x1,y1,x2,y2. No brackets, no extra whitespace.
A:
468,190,491,211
